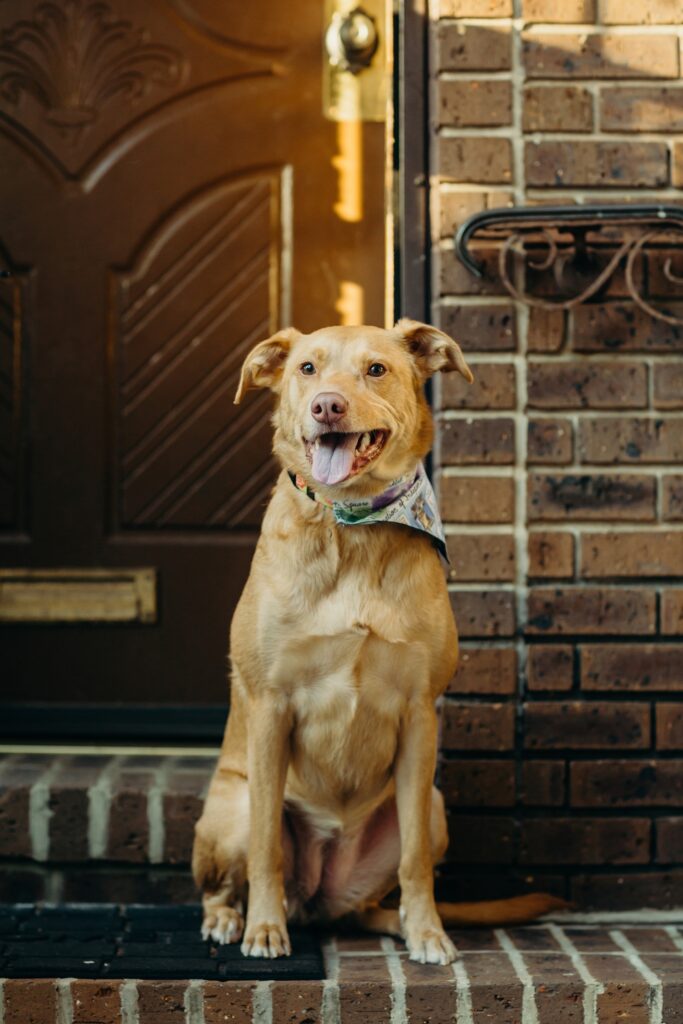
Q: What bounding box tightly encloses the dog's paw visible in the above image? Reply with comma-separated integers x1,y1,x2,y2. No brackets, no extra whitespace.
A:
241,920,291,959
201,905,244,945
405,927,457,966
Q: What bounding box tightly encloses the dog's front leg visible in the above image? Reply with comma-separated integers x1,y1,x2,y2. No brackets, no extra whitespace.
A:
395,700,457,966
241,692,292,958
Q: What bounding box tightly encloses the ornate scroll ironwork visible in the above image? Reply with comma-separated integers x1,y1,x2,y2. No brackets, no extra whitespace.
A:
454,204,683,326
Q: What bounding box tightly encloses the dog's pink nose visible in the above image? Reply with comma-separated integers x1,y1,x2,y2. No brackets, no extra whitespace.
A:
311,392,348,425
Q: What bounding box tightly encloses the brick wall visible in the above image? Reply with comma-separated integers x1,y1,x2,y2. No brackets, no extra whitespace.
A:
431,0,683,907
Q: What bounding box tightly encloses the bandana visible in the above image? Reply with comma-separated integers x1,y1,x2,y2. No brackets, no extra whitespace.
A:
288,463,448,561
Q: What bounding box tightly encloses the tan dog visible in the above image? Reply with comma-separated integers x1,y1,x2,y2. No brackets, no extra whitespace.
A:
193,320,563,965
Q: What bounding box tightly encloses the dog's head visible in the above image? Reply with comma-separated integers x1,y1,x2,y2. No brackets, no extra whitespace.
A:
235,320,473,497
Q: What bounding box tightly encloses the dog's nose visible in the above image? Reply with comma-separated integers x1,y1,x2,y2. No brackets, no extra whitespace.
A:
311,392,348,425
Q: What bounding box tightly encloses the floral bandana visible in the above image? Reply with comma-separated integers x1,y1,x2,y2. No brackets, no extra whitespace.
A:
288,463,448,562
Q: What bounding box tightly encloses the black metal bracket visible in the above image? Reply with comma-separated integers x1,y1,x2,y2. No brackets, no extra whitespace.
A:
454,203,683,325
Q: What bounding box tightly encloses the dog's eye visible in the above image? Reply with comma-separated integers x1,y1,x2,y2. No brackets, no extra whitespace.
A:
300,362,316,375
367,363,386,378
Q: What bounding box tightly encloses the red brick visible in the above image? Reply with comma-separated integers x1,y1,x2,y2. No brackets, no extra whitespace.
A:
441,417,515,465
662,589,683,635
442,700,516,750
271,982,323,1024
0,755,52,858
528,360,647,410
464,952,524,1019
163,767,207,863
581,531,683,578
527,644,574,691
447,533,515,582
527,586,656,635
202,982,256,1024
449,645,518,694
602,0,683,22
3,980,57,1024
338,957,392,1019
527,307,565,353
520,817,650,864
523,0,595,19
438,0,513,12
48,756,111,861
571,759,683,807
436,246,507,297
107,760,163,863
601,86,683,131
438,303,517,351
447,814,516,863
656,704,683,750
439,474,515,522
527,473,656,521
440,361,515,409
137,981,186,1023
520,761,566,805
437,137,513,184
527,419,573,465
526,140,668,188
450,589,516,636
573,870,683,910
523,85,593,131
663,476,683,521
572,304,683,353
436,23,512,72
436,189,514,240
654,363,683,409
657,818,683,863
524,701,649,750
581,643,683,691
579,418,683,464
528,531,575,579
436,80,512,128
440,759,515,806
72,981,122,1024
402,961,458,1024
522,32,679,79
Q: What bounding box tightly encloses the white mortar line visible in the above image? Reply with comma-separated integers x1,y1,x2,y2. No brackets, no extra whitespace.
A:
88,756,119,859
321,937,342,1024
495,929,539,1024
184,980,205,1024
380,937,408,1024
547,923,604,1024
147,756,176,864
610,929,663,1024
664,925,683,953
29,758,61,862
252,980,273,1024
120,980,139,1024
453,959,475,1024
56,979,73,1024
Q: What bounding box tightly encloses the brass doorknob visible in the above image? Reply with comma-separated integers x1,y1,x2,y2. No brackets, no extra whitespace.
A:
325,6,379,74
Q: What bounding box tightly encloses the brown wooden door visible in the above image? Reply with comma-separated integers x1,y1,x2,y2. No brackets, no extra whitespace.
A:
0,0,387,726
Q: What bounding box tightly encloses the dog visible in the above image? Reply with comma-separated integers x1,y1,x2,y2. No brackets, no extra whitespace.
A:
192,320,564,965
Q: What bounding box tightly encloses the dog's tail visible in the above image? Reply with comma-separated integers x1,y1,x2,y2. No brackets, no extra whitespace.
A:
355,893,568,937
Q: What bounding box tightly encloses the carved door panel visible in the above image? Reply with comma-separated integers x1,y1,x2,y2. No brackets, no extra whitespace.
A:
0,0,387,727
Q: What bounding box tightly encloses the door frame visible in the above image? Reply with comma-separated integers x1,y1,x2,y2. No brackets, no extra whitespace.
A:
1,0,430,743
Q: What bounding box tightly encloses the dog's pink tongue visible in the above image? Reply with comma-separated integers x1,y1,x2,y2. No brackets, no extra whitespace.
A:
311,433,360,485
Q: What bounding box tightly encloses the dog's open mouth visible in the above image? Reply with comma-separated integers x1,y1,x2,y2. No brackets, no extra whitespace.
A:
304,430,388,486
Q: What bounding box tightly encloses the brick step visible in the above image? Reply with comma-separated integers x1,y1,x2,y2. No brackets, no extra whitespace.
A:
3,924,683,1022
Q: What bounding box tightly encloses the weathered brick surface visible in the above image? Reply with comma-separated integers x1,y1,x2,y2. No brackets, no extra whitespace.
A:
436,137,513,184
3,980,57,1024
601,86,683,131
137,981,186,1023
656,703,683,750
437,302,517,351
520,761,566,805
581,643,683,691
441,416,515,464
528,530,575,578
438,0,512,13
450,589,516,636
449,645,518,694
654,363,683,408
663,476,683,520
436,188,514,240
439,473,515,522
601,0,683,22
440,361,516,409
527,586,656,635
527,644,574,691
572,304,683,353
579,418,683,464
581,531,683,578
527,308,565,353
527,360,648,409
526,141,669,188
571,760,683,807
527,419,573,465
440,759,515,806
519,817,650,864
436,80,512,128
657,818,683,863
522,32,680,79
442,701,516,750
523,85,593,131
662,589,683,634
528,473,656,520
436,23,512,72
524,701,650,749
71,981,122,1024
446,532,515,581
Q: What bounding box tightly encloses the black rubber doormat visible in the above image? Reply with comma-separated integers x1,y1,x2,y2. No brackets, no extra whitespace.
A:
0,905,325,980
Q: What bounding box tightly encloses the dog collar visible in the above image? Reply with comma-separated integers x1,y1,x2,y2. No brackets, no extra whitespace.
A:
287,463,449,562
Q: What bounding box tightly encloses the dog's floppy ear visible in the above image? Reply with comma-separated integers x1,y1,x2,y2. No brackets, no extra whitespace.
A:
395,318,473,383
234,328,301,404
